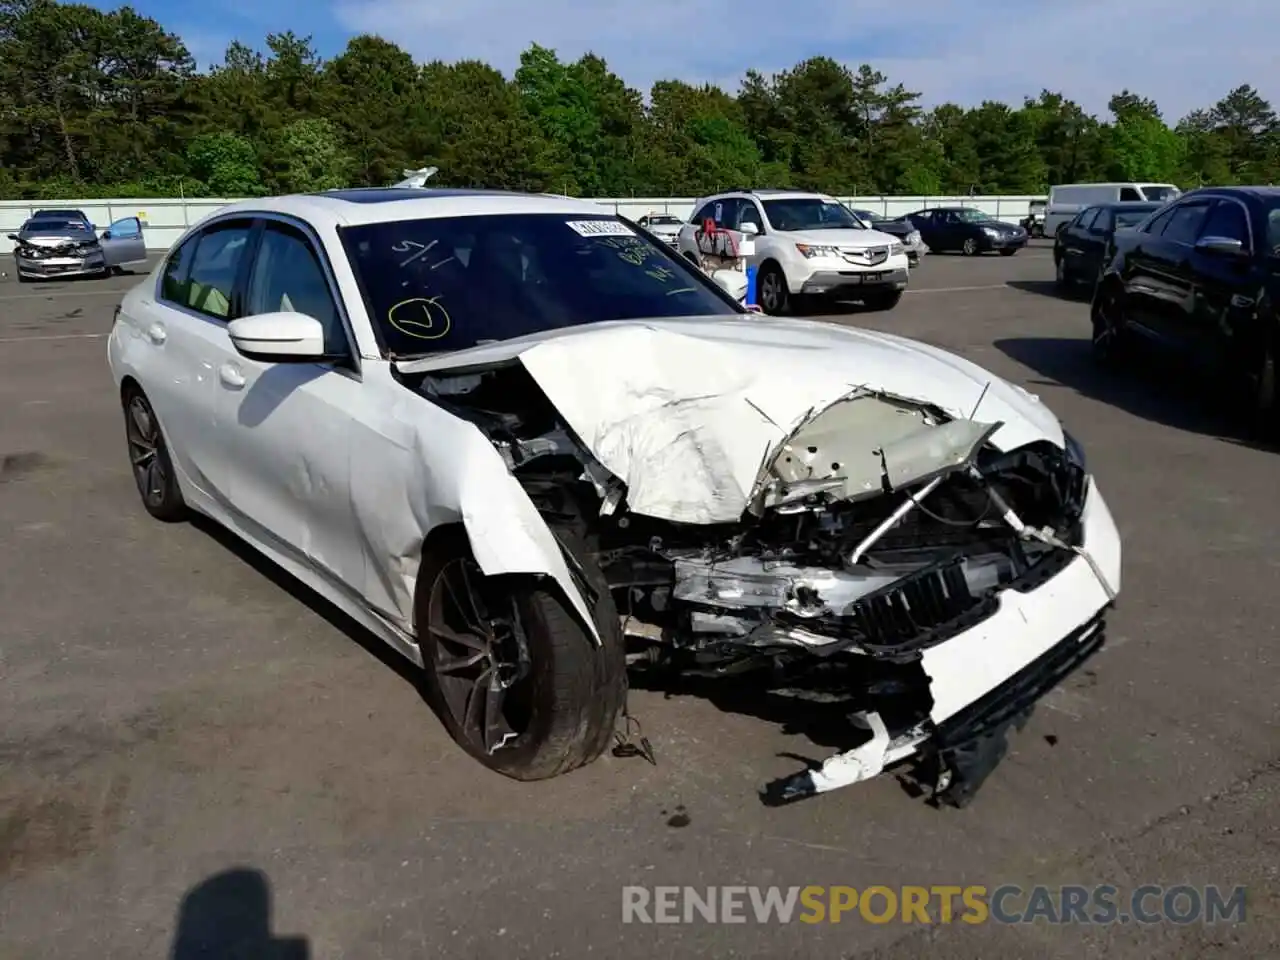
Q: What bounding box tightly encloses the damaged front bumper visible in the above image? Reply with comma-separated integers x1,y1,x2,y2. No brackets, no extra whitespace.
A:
401,337,1121,808
759,475,1117,806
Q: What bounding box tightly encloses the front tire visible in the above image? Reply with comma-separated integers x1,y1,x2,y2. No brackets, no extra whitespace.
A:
1055,256,1072,291
1091,285,1130,368
962,237,979,256
1248,340,1279,440
1000,248,1017,257
757,263,790,315
416,530,626,781
122,386,186,522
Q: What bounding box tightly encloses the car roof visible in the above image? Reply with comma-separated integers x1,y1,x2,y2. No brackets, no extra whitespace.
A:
1181,186,1280,203
700,189,836,203
210,188,612,228
1090,201,1164,210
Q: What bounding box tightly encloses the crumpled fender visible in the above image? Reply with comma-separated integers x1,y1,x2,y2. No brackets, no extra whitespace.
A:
347,386,599,651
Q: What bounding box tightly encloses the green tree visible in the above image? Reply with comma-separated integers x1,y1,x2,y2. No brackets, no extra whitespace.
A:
267,117,352,192
186,131,262,195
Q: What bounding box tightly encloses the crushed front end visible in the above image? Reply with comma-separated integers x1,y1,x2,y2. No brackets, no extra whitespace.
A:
410,363,1121,807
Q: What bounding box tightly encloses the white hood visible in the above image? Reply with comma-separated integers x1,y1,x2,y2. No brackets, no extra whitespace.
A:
399,316,1062,524
786,228,900,248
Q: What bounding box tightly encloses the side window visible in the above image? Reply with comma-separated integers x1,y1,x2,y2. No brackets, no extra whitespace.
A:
1198,201,1252,249
715,198,740,227
1119,187,1142,202
1162,203,1211,245
1075,208,1099,231
692,201,720,225
185,223,253,320
1144,207,1178,235
245,222,345,355
160,235,197,303
735,200,764,232
1092,209,1113,233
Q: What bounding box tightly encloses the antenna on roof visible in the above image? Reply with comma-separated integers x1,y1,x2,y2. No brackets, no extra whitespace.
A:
393,166,439,188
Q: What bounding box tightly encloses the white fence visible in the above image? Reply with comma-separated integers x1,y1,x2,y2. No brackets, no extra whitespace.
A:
0,194,1045,254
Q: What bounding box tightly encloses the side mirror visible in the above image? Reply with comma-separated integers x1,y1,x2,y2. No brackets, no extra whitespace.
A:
6,233,17,242
228,312,327,361
102,230,112,240
1195,235,1247,257
739,221,760,237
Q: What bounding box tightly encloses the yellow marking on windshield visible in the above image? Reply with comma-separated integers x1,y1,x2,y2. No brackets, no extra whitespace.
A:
388,297,452,340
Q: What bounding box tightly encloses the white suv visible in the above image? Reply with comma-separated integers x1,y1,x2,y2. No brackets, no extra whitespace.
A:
676,189,910,314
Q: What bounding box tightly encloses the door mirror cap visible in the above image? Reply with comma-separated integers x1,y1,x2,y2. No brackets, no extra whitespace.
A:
1195,235,1247,257
739,221,760,236
228,312,327,361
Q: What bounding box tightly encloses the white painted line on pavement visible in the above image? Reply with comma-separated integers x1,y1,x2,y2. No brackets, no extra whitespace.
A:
0,332,106,343
0,287,132,302
908,283,1011,294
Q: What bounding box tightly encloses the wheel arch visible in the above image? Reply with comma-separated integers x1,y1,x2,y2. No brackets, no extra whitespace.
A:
411,518,605,650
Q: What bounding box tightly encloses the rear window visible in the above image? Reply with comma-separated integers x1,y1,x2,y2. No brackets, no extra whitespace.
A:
339,213,740,358
1140,185,1180,202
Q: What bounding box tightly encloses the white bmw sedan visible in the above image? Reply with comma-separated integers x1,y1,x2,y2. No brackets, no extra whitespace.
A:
109,188,1122,806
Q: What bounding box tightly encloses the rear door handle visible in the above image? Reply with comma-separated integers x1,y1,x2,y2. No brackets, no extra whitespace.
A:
145,322,166,345
218,362,245,389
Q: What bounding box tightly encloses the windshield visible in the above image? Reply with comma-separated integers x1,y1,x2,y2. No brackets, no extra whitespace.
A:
26,221,88,234
340,213,741,358
762,198,863,231
1140,186,1180,202
33,209,86,220
645,215,681,226
1268,207,1280,255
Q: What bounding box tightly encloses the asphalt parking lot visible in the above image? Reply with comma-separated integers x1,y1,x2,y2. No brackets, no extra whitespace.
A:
2,243,1277,958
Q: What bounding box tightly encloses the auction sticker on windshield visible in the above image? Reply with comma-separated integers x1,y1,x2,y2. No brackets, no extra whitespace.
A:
566,219,635,237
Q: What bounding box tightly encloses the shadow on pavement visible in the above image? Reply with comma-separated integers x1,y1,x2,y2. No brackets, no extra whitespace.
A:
170,867,309,959
189,514,426,696
993,335,1277,452
1005,279,1087,302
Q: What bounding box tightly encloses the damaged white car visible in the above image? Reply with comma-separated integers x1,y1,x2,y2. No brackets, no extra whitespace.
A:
108,188,1121,807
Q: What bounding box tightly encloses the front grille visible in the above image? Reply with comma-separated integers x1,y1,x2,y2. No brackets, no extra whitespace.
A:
851,557,995,652
785,555,1000,659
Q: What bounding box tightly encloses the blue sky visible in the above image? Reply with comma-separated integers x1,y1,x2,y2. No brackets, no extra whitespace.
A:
100,0,1279,121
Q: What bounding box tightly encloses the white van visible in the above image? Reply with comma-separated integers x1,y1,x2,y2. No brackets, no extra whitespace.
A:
1043,182,1180,236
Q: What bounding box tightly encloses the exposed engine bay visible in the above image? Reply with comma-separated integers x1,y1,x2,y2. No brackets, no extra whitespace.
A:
403,360,1109,807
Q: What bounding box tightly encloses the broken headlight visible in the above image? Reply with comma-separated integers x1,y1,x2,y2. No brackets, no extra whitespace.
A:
1062,428,1087,474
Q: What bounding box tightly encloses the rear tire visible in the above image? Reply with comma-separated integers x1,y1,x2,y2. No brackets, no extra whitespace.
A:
121,385,186,522
861,289,904,312
416,529,626,782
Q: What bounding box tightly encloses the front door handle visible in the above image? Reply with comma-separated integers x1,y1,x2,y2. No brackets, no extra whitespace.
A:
218,362,246,389
146,322,166,345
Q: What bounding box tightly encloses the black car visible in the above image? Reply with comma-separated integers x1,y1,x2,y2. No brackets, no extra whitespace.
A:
1092,186,1280,432
903,206,1027,256
1053,201,1164,292
847,208,925,264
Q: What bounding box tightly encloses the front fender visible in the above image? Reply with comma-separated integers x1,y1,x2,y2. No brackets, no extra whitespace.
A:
348,391,600,645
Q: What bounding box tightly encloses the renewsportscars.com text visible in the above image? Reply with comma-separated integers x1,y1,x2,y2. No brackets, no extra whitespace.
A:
621,885,1247,925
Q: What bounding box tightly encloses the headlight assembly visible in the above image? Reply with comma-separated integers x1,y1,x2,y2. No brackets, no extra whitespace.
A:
1062,428,1087,473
